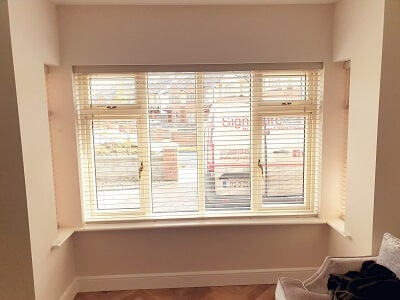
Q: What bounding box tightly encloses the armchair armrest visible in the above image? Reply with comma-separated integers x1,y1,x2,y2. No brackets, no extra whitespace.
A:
304,256,377,294
276,277,331,300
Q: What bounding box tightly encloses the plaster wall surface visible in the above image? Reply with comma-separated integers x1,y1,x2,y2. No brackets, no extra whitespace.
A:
0,1,35,298
329,0,385,256
53,4,341,278
7,0,76,299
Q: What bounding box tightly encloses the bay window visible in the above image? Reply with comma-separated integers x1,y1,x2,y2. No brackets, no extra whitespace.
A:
74,65,322,222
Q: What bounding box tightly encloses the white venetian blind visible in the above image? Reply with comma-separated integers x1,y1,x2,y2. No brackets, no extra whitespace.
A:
147,72,200,214
74,73,145,221
73,66,322,222
340,61,351,220
253,71,322,214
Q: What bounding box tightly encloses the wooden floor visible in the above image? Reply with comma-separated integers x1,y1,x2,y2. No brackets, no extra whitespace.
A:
74,284,276,300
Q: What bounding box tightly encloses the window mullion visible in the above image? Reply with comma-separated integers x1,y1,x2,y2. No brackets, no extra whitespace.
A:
311,73,321,213
305,71,320,214
251,71,263,212
136,73,151,216
196,73,205,214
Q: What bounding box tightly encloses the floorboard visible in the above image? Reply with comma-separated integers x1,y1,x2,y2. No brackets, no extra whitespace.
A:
74,284,276,300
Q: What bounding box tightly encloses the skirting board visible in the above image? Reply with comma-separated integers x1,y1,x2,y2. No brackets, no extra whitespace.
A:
59,279,78,300
75,267,317,293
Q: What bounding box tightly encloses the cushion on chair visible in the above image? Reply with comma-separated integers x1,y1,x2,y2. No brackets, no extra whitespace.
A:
377,232,400,279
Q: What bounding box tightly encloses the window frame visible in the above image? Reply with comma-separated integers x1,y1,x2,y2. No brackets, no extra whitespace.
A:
251,70,320,214
74,66,322,222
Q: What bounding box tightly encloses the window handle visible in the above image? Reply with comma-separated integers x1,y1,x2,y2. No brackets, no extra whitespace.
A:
258,159,264,178
139,162,144,179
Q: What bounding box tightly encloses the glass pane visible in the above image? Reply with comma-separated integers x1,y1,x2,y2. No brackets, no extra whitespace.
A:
261,116,305,205
203,72,251,211
262,74,306,102
92,120,140,210
89,75,136,105
147,73,199,214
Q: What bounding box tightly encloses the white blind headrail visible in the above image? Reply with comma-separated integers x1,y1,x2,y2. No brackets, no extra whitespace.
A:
73,62,323,74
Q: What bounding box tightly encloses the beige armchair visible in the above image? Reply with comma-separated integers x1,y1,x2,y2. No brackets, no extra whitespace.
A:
275,233,400,299
275,256,377,300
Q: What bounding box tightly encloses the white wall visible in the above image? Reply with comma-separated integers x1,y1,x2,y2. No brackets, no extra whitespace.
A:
372,0,400,253
329,0,385,255
0,1,35,299
52,4,346,227
7,0,76,299
49,4,346,282
59,5,332,65
74,225,329,275
3,0,399,295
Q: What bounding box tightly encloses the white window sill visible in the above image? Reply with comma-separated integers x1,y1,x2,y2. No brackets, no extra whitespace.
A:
74,216,326,232
327,219,351,239
51,217,348,244
51,228,74,249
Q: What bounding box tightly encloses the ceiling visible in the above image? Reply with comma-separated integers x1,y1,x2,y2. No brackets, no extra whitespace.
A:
51,0,337,5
